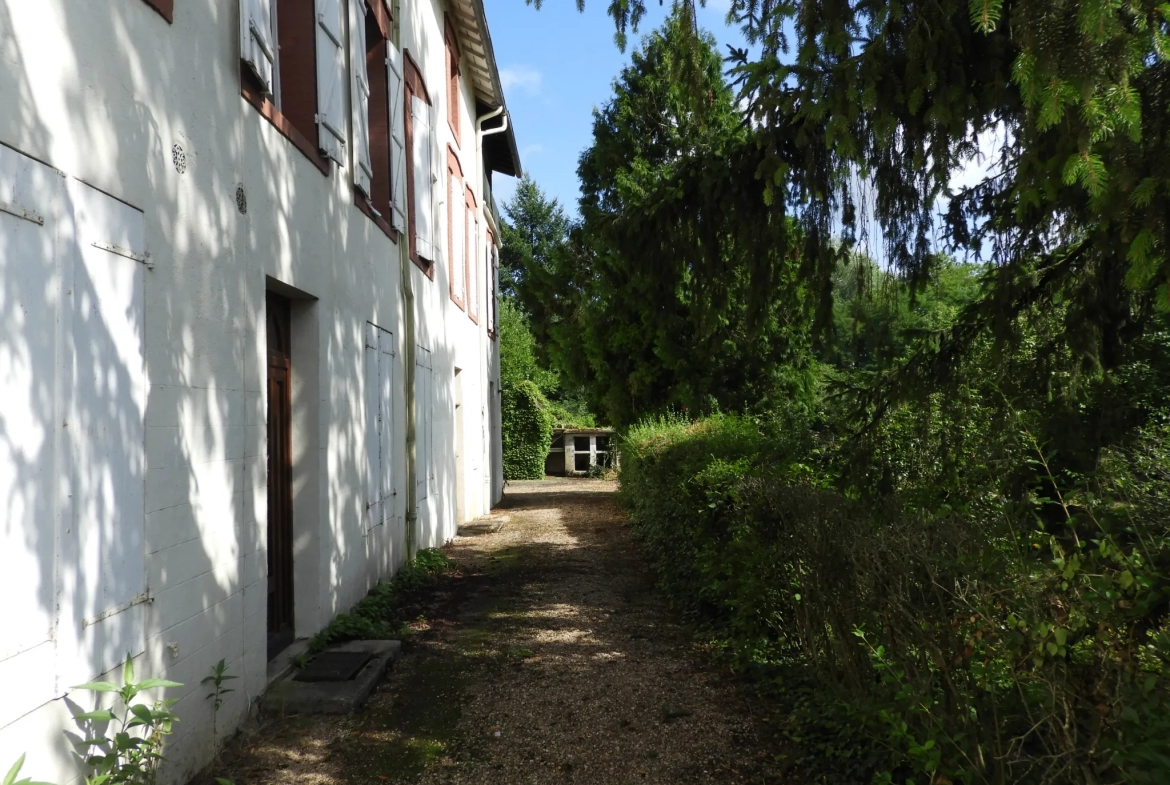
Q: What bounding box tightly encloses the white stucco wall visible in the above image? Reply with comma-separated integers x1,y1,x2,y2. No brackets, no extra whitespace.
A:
0,0,505,781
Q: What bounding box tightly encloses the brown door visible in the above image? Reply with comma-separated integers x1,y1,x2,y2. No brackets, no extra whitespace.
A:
266,293,295,658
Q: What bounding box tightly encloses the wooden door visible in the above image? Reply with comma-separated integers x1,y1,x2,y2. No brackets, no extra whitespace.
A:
266,293,295,658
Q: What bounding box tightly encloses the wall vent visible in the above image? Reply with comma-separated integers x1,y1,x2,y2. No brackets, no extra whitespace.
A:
171,143,186,174
235,184,248,215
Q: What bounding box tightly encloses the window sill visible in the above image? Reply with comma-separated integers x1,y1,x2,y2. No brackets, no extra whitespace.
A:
242,73,330,177
355,196,400,244
469,312,479,326
141,0,173,23
450,291,466,311
410,252,435,280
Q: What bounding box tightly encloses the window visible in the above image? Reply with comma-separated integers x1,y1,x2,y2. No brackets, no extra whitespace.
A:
403,52,436,272
240,0,346,175
414,346,435,499
141,0,174,23
445,17,461,146
351,0,405,240
365,323,396,530
447,147,465,308
487,229,498,338
466,185,479,324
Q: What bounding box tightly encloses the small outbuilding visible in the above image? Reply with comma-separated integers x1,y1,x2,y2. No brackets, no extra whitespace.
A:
545,428,618,476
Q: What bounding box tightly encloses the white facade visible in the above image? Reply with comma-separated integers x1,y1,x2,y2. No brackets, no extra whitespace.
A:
0,0,516,780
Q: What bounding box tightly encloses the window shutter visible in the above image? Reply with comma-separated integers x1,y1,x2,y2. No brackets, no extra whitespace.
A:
314,0,347,165
241,0,276,94
351,2,373,195
387,44,408,233
378,332,395,523
365,323,381,528
411,95,436,260
414,347,431,499
449,172,464,302
469,211,479,320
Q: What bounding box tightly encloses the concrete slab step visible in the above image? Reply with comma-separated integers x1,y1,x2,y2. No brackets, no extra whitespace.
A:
262,639,401,715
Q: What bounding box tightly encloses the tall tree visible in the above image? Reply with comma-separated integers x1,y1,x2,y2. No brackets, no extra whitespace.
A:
522,8,815,426
498,174,570,315
550,0,1170,417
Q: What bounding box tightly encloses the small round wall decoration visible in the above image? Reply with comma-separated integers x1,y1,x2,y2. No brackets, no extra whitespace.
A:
171,143,187,174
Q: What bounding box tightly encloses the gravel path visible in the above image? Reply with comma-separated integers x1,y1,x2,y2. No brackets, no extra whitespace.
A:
205,479,780,785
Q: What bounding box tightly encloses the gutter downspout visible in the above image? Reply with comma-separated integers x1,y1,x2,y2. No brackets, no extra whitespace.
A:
395,2,419,561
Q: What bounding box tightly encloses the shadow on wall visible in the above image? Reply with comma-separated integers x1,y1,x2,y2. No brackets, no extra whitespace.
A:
2,0,468,780
3,1,281,781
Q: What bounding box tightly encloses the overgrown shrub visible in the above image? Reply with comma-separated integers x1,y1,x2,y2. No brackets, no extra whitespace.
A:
502,379,553,480
621,413,1170,785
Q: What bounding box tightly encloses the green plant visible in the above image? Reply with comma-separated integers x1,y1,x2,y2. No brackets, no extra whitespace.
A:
3,756,54,785
71,655,182,785
619,408,1170,785
501,379,553,480
307,549,450,654
201,659,236,739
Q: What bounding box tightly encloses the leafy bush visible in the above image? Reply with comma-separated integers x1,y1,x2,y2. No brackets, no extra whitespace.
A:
307,549,450,654
501,379,553,480
621,413,1170,785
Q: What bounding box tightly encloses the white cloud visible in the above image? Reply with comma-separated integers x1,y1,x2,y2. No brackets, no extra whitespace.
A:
500,65,543,94
521,143,545,159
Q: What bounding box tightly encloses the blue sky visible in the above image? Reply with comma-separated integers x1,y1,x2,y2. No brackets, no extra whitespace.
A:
483,0,751,218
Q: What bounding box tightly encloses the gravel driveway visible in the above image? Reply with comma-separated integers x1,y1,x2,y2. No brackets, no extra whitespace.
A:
205,478,780,785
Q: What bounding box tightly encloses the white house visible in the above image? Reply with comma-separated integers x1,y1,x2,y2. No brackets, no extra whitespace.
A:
0,0,518,780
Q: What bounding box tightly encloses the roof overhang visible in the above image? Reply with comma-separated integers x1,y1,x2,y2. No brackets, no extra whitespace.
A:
448,0,522,178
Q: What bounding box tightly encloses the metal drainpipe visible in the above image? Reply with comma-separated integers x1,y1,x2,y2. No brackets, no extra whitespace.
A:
394,1,419,561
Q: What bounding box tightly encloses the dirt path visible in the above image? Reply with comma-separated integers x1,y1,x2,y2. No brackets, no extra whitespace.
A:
210,479,780,785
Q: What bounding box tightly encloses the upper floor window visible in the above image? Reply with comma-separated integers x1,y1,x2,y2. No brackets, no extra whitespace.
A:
466,185,479,324
447,147,466,309
240,0,346,174
445,18,461,147
351,0,407,239
404,53,437,272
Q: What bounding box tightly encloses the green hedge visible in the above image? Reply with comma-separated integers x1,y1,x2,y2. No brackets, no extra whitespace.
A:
620,413,1170,785
502,379,553,480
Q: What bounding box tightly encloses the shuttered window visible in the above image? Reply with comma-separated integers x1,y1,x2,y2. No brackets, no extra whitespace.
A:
241,0,276,95
466,185,479,324
487,231,498,338
414,346,434,500
240,0,335,175
388,44,408,233
445,17,461,147
351,3,375,197
314,0,346,165
352,0,405,241
365,323,396,530
403,52,434,273
447,148,465,308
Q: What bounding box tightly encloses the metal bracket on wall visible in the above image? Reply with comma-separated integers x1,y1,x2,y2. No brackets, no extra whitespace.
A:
92,241,154,270
82,592,152,628
0,198,44,226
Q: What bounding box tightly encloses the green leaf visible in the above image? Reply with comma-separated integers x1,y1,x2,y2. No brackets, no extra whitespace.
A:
135,679,183,691
73,710,117,723
123,654,135,687
4,755,26,785
73,682,119,693
968,0,1003,33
